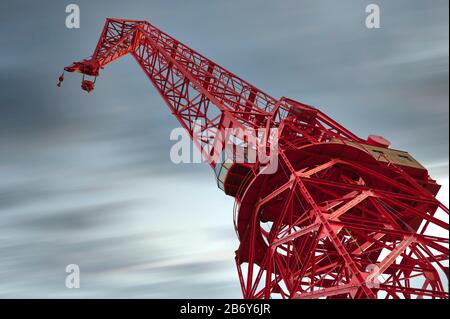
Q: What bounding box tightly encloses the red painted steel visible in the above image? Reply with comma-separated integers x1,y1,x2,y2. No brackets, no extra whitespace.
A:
60,18,449,299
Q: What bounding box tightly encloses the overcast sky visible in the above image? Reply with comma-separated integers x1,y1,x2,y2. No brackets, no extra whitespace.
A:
0,0,448,298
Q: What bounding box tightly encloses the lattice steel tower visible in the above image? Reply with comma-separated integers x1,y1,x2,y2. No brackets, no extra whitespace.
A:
59,18,449,299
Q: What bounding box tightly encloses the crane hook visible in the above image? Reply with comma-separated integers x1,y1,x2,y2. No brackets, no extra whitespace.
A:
57,72,65,87
81,74,95,93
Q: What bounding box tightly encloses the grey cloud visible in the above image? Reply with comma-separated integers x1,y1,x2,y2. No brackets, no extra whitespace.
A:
12,200,140,231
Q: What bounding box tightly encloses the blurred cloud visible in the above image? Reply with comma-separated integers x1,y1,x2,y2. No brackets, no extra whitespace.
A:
0,0,448,297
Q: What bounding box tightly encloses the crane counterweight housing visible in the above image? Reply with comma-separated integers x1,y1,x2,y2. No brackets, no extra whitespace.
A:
60,18,449,299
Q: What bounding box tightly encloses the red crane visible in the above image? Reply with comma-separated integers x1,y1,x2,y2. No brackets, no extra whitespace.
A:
59,18,449,299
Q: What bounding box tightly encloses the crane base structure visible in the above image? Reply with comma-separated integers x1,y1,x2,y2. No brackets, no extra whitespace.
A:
59,18,449,299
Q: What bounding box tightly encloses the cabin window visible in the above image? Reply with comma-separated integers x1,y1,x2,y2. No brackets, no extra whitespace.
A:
398,154,412,162
372,150,384,159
